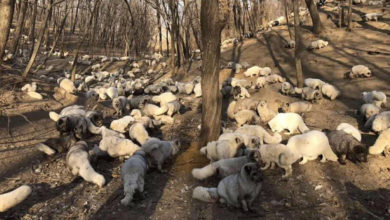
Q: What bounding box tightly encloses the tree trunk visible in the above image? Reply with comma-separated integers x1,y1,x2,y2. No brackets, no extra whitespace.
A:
347,0,353,31
284,0,293,40
22,0,53,78
305,0,324,34
199,0,229,146
72,0,80,34
28,0,38,42
44,12,68,64
339,1,344,28
293,0,304,87
0,0,15,66
43,5,53,49
157,7,162,54
166,27,169,56
10,0,27,56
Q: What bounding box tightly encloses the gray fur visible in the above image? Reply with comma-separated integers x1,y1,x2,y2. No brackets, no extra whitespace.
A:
325,130,368,164
141,138,180,172
121,151,149,206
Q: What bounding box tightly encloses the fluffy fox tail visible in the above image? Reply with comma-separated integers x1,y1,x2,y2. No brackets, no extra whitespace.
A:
27,91,43,100
369,129,390,155
192,163,218,180
227,101,237,119
263,132,282,144
0,185,32,212
298,121,310,133
36,143,56,156
192,186,219,203
49,111,60,122
79,163,106,187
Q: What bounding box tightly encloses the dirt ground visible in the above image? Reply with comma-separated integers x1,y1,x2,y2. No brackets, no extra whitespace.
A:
1,4,390,220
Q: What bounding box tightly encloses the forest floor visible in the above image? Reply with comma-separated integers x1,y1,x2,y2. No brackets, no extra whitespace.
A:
1,4,390,220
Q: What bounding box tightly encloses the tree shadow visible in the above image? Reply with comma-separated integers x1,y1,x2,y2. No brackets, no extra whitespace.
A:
345,181,390,219
0,180,81,219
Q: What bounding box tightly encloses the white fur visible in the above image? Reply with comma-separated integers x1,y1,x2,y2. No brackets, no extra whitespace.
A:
165,100,181,116
21,82,37,92
369,128,390,155
153,115,174,124
176,82,194,95
304,78,326,89
282,101,312,113
27,91,43,100
231,78,252,88
244,66,262,77
142,103,168,117
362,91,387,107
0,185,32,212
265,74,285,83
192,156,251,180
258,144,294,177
233,86,251,100
268,113,309,135
233,110,259,126
219,132,260,149
235,124,282,145
129,123,150,145
48,105,86,122
372,111,390,132
255,77,267,88
152,92,177,106
67,142,105,187
350,65,371,78
256,101,277,123
106,87,118,100
99,136,140,157
59,78,76,93
110,116,135,133
286,130,338,164
200,139,244,161
194,83,202,97
192,186,219,203
321,83,340,100
309,39,328,49
336,123,362,141
360,103,380,119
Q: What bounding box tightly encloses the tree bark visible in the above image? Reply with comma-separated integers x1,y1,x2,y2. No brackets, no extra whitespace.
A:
44,12,68,64
72,0,80,34
339,1,344,28
284,0,293,40
28,0,38,42
22,0,53,78
305,0,324,34
166,26,169,56
199,0,229,146
10,0,28,56
0,0,16,66
347,0,353,31
293,0,304,87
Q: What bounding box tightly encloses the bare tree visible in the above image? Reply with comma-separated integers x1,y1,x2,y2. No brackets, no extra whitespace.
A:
199,0,229,146
23,0,54,78
284,0,293,40
305,0,324,34
72,0,80,33
347,0,353,31
0,0,16,66
293,0,304,87
10,0,28,56
28,0,38,43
